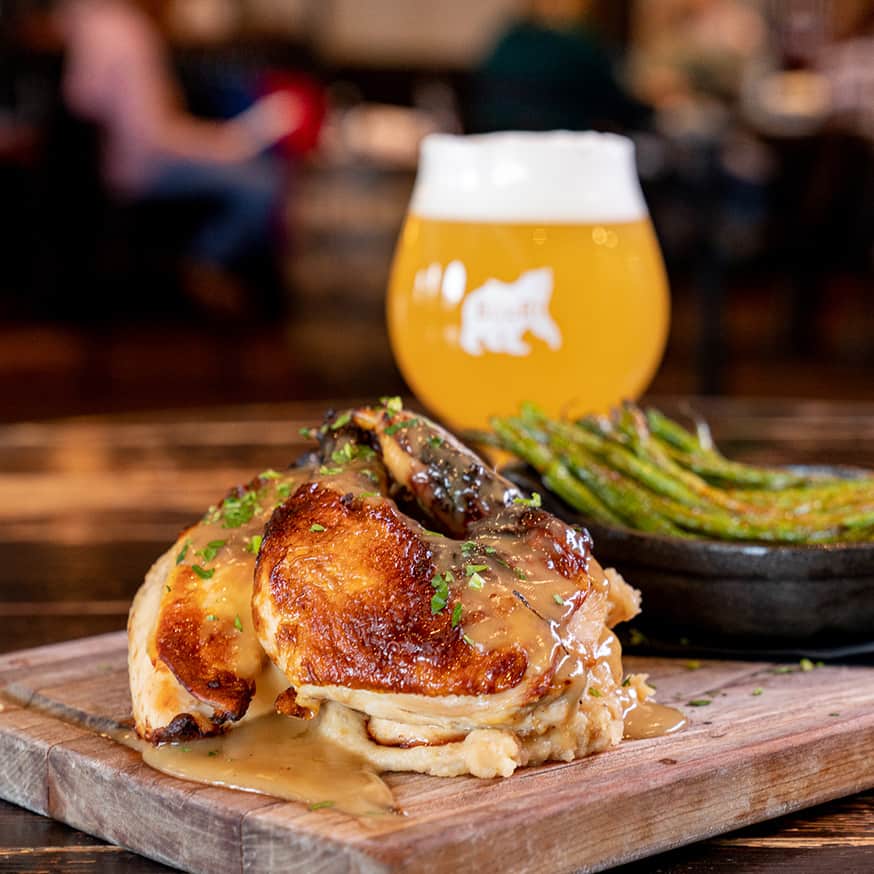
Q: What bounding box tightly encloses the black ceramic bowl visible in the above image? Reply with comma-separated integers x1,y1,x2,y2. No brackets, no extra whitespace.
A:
504,465,874,653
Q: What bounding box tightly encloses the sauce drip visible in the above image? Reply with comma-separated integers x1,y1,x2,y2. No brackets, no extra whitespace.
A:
623,701,687,740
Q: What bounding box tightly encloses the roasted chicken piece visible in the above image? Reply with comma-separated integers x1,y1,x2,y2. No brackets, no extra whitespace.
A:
130,401,646,779
252,405,644,777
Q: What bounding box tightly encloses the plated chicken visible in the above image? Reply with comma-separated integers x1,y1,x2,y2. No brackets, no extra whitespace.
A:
129,402,648,778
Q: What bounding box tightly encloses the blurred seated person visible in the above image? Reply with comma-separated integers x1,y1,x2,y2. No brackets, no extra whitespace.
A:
472,0,651,133
59,0,302,317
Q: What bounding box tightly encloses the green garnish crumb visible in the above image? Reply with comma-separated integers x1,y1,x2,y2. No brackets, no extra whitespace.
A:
465,564,488,576
191,565,214,580
207,750,219,757
245,534,263,555
752,687,763,696
688,699,712,707
259,469,282,480
206,614,217,622
380,396,403,415
553,594,565,606
330,412,352,430
175,541,190,565
308,800,335,811
451,602,463,628
588,687,602,697
513,492,542,508
685,660,701,671
430,573,449,614
234,615,243,632
309,523,326,532
463,634,475,646
799,658,816,672
467,572,485,590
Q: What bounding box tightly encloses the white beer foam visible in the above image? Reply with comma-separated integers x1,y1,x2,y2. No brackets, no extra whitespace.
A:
411,131,647,223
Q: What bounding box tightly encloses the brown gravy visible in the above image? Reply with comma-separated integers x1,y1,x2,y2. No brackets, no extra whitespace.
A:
623,701,687,740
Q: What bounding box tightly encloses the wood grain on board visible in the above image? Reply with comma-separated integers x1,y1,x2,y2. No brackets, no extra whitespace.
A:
1,632,872,874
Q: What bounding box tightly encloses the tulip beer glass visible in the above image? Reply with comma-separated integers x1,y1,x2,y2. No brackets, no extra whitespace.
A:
387,132,669,429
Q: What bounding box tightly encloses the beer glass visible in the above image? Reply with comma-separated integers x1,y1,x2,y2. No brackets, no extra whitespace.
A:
387,132,669,429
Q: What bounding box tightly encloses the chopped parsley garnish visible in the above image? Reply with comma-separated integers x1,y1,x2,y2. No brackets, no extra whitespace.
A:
460,541,476,556
191,565,214,580
259,469,282,480
180,746,192,753
463,634,475,646
621,677,631,687
513,567,527,580
165,584,171,593
207,750,219,757
513,492,542,508
799,658,817,672
331,443,375,465
309,523,326,532
360,491,380,499
206,614,217,622
773,665,794,674
380,396,403,415
245,534,263,555
196,540,226,563
422,528,445,537
221,490,262,528
685,660,701,671
430,573,450,614
362,469,379,483
385,418,419,436
276,483,291,500
175,541,190,565
451,602,463,627
484,546,496,554
428,435,444,448
298,426,315,439
330,411,352,430
465,564,488,576
308,800,335,811
588,687,602,697
234,615,243,632
687,699,712,707
752,687,763,696
319,465,342,476
467,572,485,590
552,594,565,606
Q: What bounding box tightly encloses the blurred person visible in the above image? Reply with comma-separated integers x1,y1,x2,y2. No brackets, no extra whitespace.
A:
59,0,303,317
472,0,651,134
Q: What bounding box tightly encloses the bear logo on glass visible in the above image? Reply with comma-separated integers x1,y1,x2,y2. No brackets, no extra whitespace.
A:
453,266,562,357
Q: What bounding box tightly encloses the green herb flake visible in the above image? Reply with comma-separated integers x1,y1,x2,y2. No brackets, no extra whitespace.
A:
460,541,477,556
484,546,496,554
463,633,475,646
465,564,488,576
751,687,763,696
196,539,227,563
385,418,420,436
276,483,291,500
308,800,335,811
207,750,219,757
330,412,352,430
621,677,631,687
362,469,379,483
829,712,840,717
259,469,282,480
773,665,794,674
245,534,263,555
422,529,445,538
512,492,542,509
553,594,565,606
588,687,602,698
180,746,192,753
206,614,217,622
799,658,816,672
360,491,380,499
687,699,712,707
175,541,190,565
513,567,527,580
467,572,486,590
165,584,172,593
234,615,243,632
331,443,354,464
685,660,701,671
451,602,463,627
299,426,315,439
221,490,263,528
191,565,214,580
428,435,444,448
319,465,342,476
430,573,449,614
310,523,326,532
380,396,403,415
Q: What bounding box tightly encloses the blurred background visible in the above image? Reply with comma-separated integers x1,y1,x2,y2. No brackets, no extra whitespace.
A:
1,0,872,423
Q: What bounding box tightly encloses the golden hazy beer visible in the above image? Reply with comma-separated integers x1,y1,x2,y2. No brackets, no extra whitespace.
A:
387,133,670,429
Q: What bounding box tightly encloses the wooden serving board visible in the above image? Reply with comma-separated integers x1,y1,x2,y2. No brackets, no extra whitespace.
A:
1,633,873,874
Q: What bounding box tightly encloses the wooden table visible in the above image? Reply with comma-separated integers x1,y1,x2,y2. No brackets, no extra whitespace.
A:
1,397,872,873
